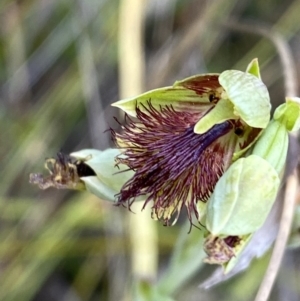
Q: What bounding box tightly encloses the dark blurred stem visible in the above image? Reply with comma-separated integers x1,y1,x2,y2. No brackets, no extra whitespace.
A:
223,21,299,301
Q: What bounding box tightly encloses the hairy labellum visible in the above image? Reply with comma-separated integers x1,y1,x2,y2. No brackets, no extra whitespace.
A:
112,101,258,225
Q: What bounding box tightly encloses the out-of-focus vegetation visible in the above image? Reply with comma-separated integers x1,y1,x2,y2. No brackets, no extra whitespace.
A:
0,0,300,300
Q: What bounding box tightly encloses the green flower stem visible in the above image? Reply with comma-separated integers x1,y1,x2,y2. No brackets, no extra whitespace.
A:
157,223,206,296
118,0,158,287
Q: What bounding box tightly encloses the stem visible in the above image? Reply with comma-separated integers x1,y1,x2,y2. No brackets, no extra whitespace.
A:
254,171,298,301
118,0,158,282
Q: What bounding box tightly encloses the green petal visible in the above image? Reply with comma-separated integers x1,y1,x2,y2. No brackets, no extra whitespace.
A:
219,70,271,128
274,97,300,132
71,148,133,201
81,176,117,201
206,155,280,236
252,120,288,175
245,58,261,79
194,98,236,134
112,74,222,116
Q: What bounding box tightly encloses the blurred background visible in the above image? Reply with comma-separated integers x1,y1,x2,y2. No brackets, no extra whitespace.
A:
1,0,300,300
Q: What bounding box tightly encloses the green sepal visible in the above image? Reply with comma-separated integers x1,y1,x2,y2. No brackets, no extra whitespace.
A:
80,176,116,201
252,120,288,175
245,58,261,79
206,155,280,236
112,74,221,117
219,70,271,128
71,148,133,202
274,97,300,132
194,98,236,134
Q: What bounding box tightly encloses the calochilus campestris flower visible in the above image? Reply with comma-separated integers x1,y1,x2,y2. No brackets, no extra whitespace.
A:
202,95,300,271
111,60,271,226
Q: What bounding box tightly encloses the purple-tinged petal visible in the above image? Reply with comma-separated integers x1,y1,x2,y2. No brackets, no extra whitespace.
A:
111,101,257,225
112,74,223,117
